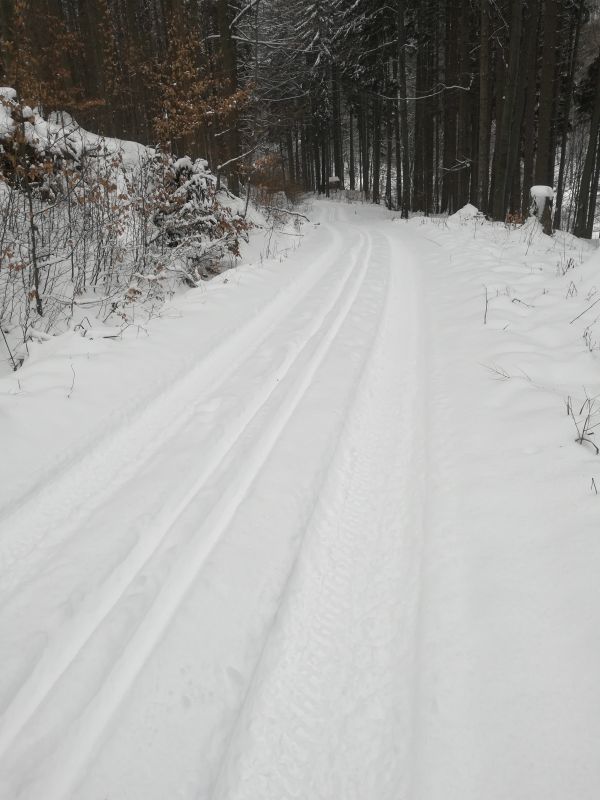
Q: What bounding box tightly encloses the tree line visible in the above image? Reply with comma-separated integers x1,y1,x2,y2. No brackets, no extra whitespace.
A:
1,0,599,236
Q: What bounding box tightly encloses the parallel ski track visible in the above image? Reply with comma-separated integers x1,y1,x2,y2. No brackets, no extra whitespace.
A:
0,225,374,800
0,221,344,579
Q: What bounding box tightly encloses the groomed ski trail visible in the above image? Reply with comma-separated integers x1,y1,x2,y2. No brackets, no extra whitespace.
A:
2,199,599,800
0,203,430,800
212,227,427,800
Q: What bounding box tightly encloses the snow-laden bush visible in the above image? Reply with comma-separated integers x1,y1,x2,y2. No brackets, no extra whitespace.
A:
153,155,249,283
0,89,249,370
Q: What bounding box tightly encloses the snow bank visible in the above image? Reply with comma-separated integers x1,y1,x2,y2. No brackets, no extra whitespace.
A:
400,207,600,800
0,89,152,167
450,202,479,220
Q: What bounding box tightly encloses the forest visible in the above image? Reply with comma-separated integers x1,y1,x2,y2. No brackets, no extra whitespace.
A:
2,0,599,232
0,0,599,362
3,4,600,795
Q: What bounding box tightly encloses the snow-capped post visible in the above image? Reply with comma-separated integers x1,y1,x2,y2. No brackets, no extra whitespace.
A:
329,176,341,193
530,185,554,236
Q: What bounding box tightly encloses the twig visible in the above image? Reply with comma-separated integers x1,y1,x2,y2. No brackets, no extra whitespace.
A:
580,436,599,455
1,326,18,371
483,285,489,325
217,145,261,173
512,297,535,309
483,363,511,380
67,363,76,399
570,298,600,325
261,206,310,222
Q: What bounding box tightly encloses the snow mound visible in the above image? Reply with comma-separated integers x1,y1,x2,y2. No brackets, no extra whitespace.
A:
530,185,555,201
529,185,554,220
0,89,152,167
450,203,479,220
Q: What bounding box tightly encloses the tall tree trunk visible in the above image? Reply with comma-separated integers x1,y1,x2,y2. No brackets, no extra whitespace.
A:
507,0,538,214
349,109,356,191
456,0,472,208
286,128,295,184
521,0,540,215
554,0,584,229
313,128,321,194
586,139,600,237
574,62,600,237
534,0,558,187
359,93,370,199
442,0,459,213
331,64,344,186
216,0,240,194
321,132,329,196
491,0,523,221
372,92,381,204
477,0,491,212
397,0,411,217
385,99,393,208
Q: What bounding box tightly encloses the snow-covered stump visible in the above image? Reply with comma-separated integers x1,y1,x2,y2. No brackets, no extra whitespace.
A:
328,176,341,196
530,185,554,236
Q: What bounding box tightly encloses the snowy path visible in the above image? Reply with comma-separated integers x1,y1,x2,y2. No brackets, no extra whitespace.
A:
212,226,426,800
1,201,599,800
0,204,428,799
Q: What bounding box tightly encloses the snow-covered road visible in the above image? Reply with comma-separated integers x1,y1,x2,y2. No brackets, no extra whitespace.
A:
1,201,599,799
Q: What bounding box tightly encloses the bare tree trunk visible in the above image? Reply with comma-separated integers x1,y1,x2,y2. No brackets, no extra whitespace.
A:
217,0,240,194
534,0,558,187
385,99,393,208
574,62,600,237
442,0,459,213
332,64,344,186
477,0,491,212
586,139,600,236
372,92,381,204
349,109,356,191
397,0,411,217
491,0,523,221
521,0,540,215
359,93,370,199
554,0,584,229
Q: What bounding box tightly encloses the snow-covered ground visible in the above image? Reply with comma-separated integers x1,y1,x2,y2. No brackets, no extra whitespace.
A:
0,199,599,799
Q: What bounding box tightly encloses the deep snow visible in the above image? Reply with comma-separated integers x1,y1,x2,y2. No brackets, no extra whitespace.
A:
0,199,599,800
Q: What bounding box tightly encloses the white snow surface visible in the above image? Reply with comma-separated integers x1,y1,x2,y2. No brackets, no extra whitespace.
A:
530,185,555,220
0,200,599,799
530,184,555,199
450,201,479,219
0,89,150,165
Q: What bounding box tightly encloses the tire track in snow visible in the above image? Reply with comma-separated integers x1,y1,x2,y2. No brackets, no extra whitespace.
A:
0,225,376,800
211,227,427,800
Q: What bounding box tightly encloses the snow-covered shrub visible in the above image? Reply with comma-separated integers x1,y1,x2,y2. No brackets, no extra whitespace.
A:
0,89,250,370
152,155,250,282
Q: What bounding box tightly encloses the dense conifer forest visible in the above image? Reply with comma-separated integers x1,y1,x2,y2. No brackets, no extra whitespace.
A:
0,1,599,232
2,0,599,234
